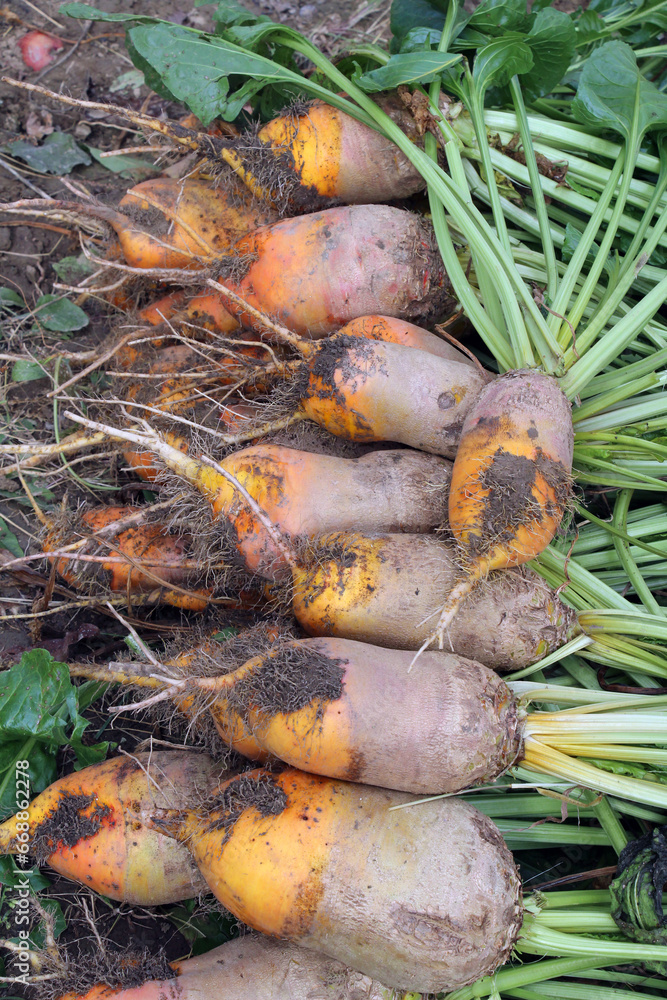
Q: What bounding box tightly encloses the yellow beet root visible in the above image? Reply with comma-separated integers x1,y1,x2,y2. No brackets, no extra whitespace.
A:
141,766,523,993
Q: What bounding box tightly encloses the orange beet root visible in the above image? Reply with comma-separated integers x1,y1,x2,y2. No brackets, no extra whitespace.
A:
210,204,454,337
44,504,211,610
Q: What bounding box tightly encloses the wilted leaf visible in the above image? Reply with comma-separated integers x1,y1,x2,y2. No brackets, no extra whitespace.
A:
0,516,22,558
52,255,95,284
109,68,145,93
34,295,88,332
0,288,24,310
3,131,91,174
61,2,148,21
87,146,160,179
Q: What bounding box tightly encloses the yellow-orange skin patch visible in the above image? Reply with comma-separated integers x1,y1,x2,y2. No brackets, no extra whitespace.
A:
172,769,334,937
258,103,343,199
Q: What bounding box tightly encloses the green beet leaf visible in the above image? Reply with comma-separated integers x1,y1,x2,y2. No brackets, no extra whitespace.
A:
0,288,23,310
572,40,667,142
0,516,22,558
0,650,110,820
390,0,447,47
397,26,443,53
10,360,45,383
464,0,533,37
472,34,533,94
519,8,576,103
356,51,462,92
126,21,304,124
0,744,57,823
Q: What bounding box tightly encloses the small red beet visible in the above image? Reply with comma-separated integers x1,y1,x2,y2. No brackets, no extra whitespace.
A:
19,31,65,72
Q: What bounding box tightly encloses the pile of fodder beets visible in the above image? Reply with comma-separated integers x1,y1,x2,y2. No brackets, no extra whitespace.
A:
3,93,652,999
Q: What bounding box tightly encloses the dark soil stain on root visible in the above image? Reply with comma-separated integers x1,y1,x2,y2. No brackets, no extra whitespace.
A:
31,793,113,863
208,772,288,845
473,447,570,549
229,645,346,720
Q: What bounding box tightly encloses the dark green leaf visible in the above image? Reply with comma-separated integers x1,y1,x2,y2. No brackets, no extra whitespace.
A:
34,295,88,332
0,856,51,892
0,289,23,309
520,9,576,103
587,0,630,13
70,737,111,769
473,35,533,94
0,650,108,820
575,8,605,41
572,40,667,141
616,229,667,267
398,26,443,52
0,652,77,744
356,51,461,92
126,22,303,124
168,897,237,952
465,0,532,35
0,516,22,558
390,0,447,46
211,628,238,641
2,132,91,174
10,360,45,383
0,743,57,821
